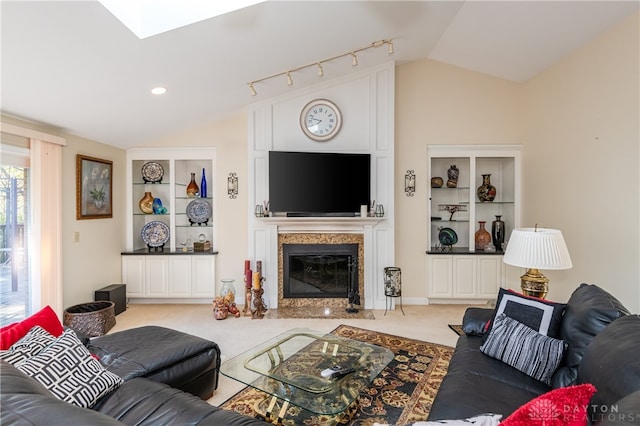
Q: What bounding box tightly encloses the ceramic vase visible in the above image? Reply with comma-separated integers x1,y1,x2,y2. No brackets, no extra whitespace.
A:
492,215,505,251
200,168,207,198
431,177,443,188
138,191,154,214
475,221,491,250
447,165,459,188
477,174,496,202
186,172,199,197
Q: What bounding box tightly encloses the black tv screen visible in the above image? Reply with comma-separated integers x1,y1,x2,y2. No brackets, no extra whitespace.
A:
269,151,370,216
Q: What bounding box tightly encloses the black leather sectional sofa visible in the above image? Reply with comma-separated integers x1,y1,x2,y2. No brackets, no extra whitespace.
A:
1,325,264,425
428,284,640,425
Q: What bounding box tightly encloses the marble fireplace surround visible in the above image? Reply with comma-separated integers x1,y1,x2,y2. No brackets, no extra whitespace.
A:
278,233,364,309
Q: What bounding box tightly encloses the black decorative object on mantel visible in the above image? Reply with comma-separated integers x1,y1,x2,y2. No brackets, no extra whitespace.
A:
492,215,505,251
346,256,360,313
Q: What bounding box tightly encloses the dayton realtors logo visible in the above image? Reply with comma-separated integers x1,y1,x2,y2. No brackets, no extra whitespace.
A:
528,398,562,424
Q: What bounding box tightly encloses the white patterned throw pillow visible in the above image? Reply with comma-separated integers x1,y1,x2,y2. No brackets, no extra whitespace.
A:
480,313,566,385
16,329,123,408
0,325,56,365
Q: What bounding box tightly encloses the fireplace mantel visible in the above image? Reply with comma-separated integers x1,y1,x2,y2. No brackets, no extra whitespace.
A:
258,216,383,231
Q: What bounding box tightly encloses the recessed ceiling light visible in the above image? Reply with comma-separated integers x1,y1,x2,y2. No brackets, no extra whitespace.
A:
151,87,167,95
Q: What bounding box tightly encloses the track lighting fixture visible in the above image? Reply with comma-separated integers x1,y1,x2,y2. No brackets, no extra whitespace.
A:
246,38,394,96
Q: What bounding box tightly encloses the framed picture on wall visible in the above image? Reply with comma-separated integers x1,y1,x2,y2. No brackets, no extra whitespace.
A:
76,154,113,219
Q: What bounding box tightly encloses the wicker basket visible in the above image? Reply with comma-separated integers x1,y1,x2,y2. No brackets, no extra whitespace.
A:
63,301,116,337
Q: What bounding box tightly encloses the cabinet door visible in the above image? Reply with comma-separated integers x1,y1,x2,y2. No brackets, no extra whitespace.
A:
453,256,476,298
192,256,216,297
146,256,169,297
477,255,503,299
122,256,145,297
168,256,192,297
428,256,453,298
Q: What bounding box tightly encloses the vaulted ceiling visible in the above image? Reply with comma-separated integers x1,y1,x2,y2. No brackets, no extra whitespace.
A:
1,1,637,149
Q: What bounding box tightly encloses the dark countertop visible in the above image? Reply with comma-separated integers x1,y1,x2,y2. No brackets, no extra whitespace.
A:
121,249,218,255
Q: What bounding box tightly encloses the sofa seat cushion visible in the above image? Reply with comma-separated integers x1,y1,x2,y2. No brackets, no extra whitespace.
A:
92,377,265,426
0,361,124,426
88,326,220,386
552,284,630,388
578,314,640,423
446,335,552,396
428,335,551,420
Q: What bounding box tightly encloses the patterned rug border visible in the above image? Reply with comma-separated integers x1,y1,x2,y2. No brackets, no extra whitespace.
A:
220,324,454,425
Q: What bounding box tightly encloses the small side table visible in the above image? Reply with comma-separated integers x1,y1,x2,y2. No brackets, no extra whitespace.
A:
383,267,405,315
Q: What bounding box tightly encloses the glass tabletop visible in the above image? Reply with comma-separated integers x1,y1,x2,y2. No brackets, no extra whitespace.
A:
220,328,394,415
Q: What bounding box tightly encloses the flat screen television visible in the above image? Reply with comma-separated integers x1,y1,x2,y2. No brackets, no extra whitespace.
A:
269,151,370,216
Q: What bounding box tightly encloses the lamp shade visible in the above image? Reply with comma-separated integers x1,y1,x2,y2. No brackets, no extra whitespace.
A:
503,228,572,270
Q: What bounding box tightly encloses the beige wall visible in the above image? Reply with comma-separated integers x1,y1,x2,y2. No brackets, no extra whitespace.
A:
62,136,126,306
395,59,523,300
522,13,639,310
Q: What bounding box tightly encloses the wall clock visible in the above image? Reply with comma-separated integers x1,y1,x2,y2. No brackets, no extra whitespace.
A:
300,99,342,141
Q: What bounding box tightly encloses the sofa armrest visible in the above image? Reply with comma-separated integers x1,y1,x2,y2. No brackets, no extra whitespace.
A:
462,307,493,336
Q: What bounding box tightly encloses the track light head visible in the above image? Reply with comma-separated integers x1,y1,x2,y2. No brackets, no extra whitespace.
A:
317,62,324,77
286,71,293,86
248,82,257,96
351,52,358,66
387,40,394,54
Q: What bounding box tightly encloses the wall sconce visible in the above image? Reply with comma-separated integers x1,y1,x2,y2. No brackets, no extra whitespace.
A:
227,172,238,199
405,170,415,197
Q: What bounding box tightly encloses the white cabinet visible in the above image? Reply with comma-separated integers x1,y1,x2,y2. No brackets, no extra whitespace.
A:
428,254,504,301
122,255,216,300
426,145,521,302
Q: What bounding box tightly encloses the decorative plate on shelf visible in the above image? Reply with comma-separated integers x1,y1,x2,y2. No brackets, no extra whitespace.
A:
186,199,212,225
438,227,458,247
141,220,170,247
141,162,164,183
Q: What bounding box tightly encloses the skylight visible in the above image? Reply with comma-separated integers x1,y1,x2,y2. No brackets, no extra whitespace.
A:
99,0,265,39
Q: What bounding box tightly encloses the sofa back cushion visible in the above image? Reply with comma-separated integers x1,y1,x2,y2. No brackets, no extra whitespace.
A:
552,284,629,388
578,314,640,423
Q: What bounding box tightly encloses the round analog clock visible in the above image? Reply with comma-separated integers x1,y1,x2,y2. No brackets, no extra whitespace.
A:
300,99,342,141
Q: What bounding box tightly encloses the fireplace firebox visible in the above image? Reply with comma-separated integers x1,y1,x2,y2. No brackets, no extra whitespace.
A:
283,243,358,299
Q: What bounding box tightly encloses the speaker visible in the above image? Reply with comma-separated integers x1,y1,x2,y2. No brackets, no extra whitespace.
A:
95,284,126,316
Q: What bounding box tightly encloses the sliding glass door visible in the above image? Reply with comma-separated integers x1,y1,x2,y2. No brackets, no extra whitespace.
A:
0,165,30,326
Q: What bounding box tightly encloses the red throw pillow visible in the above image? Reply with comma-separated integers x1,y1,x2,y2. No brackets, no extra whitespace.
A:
501,384,597,426
0,306,64,350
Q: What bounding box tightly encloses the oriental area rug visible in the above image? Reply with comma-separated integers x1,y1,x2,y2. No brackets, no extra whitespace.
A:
220,325,454,426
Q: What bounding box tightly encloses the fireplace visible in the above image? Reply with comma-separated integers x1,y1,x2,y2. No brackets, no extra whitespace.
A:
283,243,358,299
278,233,364,309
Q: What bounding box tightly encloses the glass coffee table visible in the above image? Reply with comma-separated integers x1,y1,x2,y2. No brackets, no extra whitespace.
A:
220,328,394,424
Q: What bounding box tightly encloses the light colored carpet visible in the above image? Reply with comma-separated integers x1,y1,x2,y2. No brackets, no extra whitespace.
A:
107,303,474,407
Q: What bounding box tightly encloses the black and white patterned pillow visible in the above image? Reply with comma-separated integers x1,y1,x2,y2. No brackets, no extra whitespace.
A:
480,313,566,385
0,326,56,365
16,329,123,408
486,288,566,338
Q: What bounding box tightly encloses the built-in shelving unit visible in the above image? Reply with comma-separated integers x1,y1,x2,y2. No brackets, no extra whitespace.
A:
426,145,521,302
123,148,218,301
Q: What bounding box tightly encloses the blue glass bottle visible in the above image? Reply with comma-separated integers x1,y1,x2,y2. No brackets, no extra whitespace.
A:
200,168,207,198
